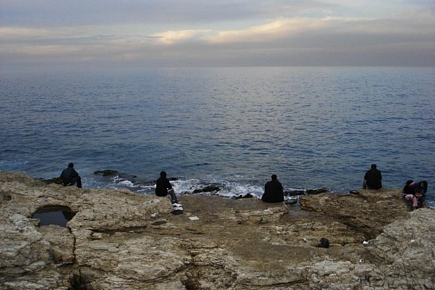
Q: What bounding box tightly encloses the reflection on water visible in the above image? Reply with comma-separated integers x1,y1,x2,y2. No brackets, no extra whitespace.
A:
32,207,76,227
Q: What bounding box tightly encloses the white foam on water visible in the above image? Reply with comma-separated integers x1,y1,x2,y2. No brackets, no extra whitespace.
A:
171,178,200,194
111,176,136,187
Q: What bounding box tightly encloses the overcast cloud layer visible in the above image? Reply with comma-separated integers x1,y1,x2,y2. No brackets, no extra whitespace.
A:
1,0,434,67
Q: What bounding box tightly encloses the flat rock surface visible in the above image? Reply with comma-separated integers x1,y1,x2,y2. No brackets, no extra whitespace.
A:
1,171,434,289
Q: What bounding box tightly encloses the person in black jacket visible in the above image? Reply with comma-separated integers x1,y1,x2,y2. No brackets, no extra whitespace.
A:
261,174,284,203
155,171,178,203
363,164,382,190
60,163,82,188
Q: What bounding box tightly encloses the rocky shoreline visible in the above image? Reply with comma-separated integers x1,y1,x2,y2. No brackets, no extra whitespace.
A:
1,171,434,289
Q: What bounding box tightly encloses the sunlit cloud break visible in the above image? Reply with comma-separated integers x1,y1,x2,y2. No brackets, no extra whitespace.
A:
152,30,212,45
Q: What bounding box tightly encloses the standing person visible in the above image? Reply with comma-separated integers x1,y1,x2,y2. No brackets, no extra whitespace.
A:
261,174,284,203
155,171,178,204
60,163,82,188
363,164,382,190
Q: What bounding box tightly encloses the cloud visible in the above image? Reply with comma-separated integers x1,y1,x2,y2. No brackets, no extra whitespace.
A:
0,0,324,27
0,1,434,67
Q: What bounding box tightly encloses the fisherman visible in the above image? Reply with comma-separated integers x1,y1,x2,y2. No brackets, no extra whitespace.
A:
261,174,284,203
60,163,82,188
155,171,178,204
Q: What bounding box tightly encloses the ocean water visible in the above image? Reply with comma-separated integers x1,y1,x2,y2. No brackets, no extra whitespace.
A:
1,66,434,205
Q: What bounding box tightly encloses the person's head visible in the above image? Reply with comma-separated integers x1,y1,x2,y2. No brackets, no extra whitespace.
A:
271,174,277,181
406,180,413,186
371,164,377,169
419,181,427,189
68,163,74,168
160,171,167,178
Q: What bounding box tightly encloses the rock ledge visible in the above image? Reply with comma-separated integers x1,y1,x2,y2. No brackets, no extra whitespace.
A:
1,171,434,289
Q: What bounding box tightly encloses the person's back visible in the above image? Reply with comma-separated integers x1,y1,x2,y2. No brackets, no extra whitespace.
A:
155,174,171,196
364,164,382,189
60,163,82,188
403,180,415,195
61,167,76,184
155,171,178,204
262,174,284,203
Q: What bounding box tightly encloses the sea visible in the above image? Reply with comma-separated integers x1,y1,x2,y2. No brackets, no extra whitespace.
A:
1,66,434,206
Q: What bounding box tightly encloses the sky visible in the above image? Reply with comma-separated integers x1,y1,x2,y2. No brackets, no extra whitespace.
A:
1,0,435,68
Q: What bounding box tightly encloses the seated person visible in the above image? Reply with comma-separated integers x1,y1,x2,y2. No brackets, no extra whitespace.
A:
413,180,428,208
363,164,382,189
261,174,284,203
403,180,420,210
155,171,178,204
60,163,82,188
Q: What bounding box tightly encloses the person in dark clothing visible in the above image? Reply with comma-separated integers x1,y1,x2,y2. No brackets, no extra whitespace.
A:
60,163,82,188
363,164,382,190
412,180,428,208
261,174,284,203
155,171,178,203
403,180,415,195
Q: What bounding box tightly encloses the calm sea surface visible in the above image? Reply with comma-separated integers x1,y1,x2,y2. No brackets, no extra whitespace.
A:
1,67,434,205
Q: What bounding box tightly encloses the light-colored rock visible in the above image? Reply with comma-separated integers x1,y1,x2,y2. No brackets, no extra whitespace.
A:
1,171,434,289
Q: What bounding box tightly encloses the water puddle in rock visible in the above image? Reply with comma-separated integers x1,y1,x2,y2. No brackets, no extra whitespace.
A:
32,206,76,227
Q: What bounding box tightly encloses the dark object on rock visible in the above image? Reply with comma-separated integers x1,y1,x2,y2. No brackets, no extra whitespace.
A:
2,191,12,201
172,203,183,215
349,190,360,195
318,237,330,248
258,217,268,224
94,170,120,176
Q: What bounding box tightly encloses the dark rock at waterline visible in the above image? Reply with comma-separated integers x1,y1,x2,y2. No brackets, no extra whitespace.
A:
284,190,305,196
39,177,63,185
94,169,120,176
306,188,328,195
94,170,140,180
94,169,148,187
192,184,222,194
284,187,328,197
